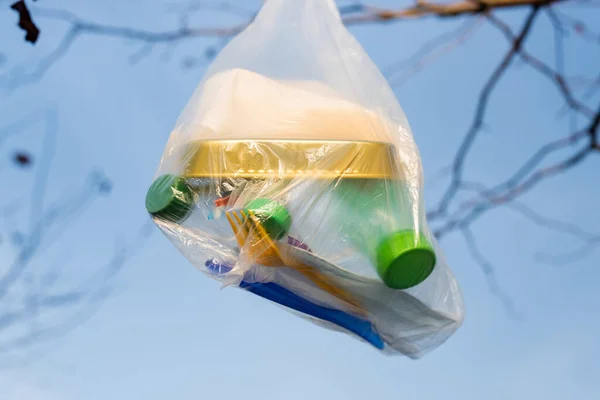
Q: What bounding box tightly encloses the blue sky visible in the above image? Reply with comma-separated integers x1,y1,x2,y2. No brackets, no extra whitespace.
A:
1,1,599,399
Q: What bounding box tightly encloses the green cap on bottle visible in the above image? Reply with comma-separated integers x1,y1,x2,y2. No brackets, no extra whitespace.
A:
245,198,291,240
376,230,436,290
145,174,194,223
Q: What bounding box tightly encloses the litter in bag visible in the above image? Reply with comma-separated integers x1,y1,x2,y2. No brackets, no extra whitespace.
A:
146,0,464,358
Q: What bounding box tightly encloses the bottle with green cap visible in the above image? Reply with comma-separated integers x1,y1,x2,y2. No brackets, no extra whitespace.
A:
245,197,292,240
146,174,195,223
330,179,436,290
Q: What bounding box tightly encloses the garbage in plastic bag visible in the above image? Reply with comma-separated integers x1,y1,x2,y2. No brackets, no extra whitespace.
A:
146,0,464,358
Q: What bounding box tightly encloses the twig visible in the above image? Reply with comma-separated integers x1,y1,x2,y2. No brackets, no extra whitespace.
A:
459,181,600,259
0,108,151,367
507,202,597,241
535,237,600,265
487,12,594,117
462,128,588,204
435,145,593,237
550,7,600,43
0,7,247,89
0,172,103,303
0,221,154,368
342,0,561,23
432,94,599,233
461,227,520,318
384,16,485,88
545,8,565,75
165,0,256,21
0,0,567,90
508,202,600,265
429,7,541,220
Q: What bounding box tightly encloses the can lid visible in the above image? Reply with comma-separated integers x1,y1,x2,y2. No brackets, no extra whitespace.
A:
245,198,291,240
376,231,436,289
145,174,194,223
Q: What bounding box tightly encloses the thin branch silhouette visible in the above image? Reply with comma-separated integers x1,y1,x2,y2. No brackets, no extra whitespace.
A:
384,16,486,88
457,181,600,264
429,7,542,220
0,0,569,90
462,227,520,318
534,236,600,265
0,110,153,366
0,220,154,368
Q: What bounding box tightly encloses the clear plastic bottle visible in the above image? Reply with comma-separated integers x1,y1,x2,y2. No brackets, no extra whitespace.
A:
287,177,436,289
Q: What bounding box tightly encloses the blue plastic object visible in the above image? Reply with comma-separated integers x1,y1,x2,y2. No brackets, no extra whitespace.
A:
205,259,384,349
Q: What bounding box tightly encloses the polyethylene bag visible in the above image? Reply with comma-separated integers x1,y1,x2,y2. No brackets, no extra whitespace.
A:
146,0,464,358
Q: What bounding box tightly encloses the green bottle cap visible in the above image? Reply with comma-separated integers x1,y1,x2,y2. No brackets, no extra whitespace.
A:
376,230,436,290
245,198,291,240
145,174,194,223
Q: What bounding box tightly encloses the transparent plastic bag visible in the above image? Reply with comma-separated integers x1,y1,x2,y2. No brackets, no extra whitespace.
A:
146,0,464,358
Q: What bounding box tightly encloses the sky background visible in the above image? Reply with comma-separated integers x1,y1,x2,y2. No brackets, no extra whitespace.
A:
1,0,599,399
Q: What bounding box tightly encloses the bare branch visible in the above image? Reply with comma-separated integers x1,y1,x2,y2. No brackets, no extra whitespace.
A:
430,87,599,238
0,172,103,303
505,202,600,265
429,7,541,220
461,227,520,318
0,221,154,368
435,147,593,237
164,0,256,21
507,202,596,241
463,127,588,201
550,6,600,43
0,7,248,89
343,0,562,23
0,109,152,367
384,16,485,88
487,15,594,117
546,8,565,75
0,0,569,90
457,182,600,262
535,237,600,265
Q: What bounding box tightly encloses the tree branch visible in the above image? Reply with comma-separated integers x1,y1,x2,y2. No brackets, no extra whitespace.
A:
0,110,152,367
343,0,562,23
384,16,485,88
486,13,594,117
429,6,541,220
453,181,600,264
461,227,520,318
0,0,570,90
0,220,154,368
433,97,600,238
